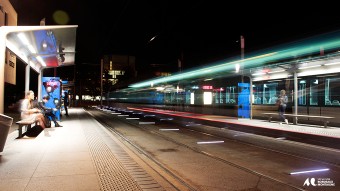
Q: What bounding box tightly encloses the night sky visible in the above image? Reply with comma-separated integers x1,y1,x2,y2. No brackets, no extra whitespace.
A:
9,0,340,73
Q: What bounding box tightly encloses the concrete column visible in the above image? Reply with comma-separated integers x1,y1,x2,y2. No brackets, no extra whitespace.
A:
38,68,43,100
25,58,31,93
294,72,298,124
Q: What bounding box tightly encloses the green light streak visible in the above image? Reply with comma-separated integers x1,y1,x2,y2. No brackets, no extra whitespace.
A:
130,31,340,88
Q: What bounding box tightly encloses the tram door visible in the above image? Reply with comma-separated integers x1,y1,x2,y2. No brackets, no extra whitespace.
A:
238,83,250,118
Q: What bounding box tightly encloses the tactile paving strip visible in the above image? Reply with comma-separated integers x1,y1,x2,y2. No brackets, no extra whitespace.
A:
83,117,164,191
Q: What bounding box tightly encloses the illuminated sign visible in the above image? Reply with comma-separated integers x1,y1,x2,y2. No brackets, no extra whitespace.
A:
202,85,213,90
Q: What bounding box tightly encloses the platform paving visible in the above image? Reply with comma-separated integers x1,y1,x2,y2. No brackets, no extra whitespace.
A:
0,108,169,191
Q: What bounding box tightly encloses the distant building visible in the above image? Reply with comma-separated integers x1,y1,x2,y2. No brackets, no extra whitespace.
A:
102,54,136,86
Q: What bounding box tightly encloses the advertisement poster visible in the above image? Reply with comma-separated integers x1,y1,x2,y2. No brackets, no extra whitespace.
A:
41,77,61,120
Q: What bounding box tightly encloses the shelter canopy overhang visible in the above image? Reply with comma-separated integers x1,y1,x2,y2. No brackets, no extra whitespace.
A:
2,25,77,72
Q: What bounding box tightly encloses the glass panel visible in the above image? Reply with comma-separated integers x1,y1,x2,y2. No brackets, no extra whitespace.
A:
203,92,212,105
213,87,225,104
220,88,225,104
325,77,340,106
226,86,236,104
214,90,219,104
252,82,278,105
190,92,194,104
185,91,191,104
298,80,306,105
310,79,318,105
253,84,263,104
263,83,278,104
164,92,171,104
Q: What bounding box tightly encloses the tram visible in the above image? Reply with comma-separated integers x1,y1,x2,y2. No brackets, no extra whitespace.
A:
108,30,340,127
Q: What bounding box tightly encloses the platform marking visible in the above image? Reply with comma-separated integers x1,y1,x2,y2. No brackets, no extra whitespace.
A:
139,122,155,124
197,141,224,144
186,123,201,126
159,128,179,131
160,118,174,121
144,114,156,117
290,168,329,175
276,137,286,140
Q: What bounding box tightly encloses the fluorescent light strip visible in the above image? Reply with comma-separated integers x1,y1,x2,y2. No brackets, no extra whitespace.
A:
17,33,30,45
126,118,140,119
118,115,129,116
290,168,329,175
111,113,121,114
298,67,340,77
159,129,179,131
27,45,37,54
197,141,224,144
36,56,46,66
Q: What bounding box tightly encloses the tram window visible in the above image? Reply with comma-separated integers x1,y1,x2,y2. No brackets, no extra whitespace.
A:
298,80,307,105
190,92,194,104
214,88,225,104
310,79,318,105
226,86,236,104
204,92,212,105
263,83,278,104
325,77,340,106
185,91,191,104
164,92,171,104
252,82,278,104
252,84,262,104
171,92,177,104
214,90,218,104
221,88,225,104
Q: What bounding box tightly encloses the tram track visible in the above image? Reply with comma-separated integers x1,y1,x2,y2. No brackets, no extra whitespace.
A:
87,108,198,191
88,107,339,191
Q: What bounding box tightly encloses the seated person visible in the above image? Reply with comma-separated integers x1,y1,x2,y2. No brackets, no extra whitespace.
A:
38,95,62,127
20,90,47,129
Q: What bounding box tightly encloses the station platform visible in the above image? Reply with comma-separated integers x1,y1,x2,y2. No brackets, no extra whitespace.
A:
126,107,340,149
1,107,339,190
0,108,170,191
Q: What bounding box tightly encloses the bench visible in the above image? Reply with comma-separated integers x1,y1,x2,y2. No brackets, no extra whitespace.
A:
262,113,335,128
16,119,37,138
